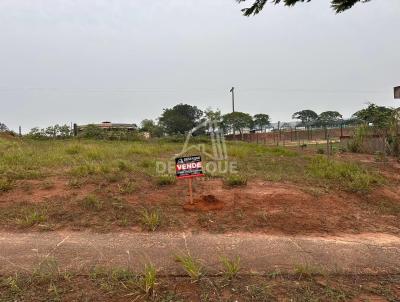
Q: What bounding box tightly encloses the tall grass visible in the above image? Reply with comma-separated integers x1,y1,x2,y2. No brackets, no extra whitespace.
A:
139,264,157,295
140,209,161,231
308,156,382,192
220,256,241,280
175,253,203,281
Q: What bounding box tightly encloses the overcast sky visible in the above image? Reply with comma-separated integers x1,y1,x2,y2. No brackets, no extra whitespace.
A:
1,0,399,132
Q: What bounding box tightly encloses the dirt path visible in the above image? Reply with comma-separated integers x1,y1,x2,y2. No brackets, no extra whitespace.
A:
1,232,400,275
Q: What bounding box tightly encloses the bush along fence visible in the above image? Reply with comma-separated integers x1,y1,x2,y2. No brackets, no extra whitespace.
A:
226,125,400,156
226,126,355,147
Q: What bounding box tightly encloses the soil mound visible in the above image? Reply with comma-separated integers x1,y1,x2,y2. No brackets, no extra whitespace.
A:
183,194,224,211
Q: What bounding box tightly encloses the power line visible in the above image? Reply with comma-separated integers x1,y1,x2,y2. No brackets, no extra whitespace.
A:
0,87,388,94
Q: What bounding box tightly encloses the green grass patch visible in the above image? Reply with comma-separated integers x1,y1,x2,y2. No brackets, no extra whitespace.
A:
307,156,382,192
80,195,104,211
18,209,47,227
140,208,162,232
374,199,400,216
224,174,247,187
175,253,203,281
155,175,176,186
220,256,241,280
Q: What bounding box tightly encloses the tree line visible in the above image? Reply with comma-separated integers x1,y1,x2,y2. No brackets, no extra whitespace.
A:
0,102,396,140
139,103,399,138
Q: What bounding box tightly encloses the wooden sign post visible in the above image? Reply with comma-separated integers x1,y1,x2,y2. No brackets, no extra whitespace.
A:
175,155,204,204
188,178,193,204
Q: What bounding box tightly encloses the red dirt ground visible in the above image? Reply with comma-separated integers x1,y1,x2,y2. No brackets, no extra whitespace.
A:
2,174,400,235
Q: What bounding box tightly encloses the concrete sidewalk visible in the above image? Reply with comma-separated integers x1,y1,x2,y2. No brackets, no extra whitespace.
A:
1,232,400,275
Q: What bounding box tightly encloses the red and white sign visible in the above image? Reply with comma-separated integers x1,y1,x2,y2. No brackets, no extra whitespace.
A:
175,155,204,179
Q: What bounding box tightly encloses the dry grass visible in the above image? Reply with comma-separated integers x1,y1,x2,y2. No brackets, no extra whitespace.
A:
1,268,398,301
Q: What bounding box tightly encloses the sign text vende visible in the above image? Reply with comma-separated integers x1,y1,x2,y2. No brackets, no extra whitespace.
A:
175,155,204,179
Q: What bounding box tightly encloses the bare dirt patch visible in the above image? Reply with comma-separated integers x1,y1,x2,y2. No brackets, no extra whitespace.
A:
183,194,224,211
0,178,96,204
1,176,400,235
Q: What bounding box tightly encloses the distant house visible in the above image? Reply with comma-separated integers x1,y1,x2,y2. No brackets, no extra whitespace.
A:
79,121,138,131
74,122,138,136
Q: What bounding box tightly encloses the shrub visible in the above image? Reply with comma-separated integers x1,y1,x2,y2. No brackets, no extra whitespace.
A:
175,253,203,282
156,175,176,186
140,209,161,231
347,124,368,153
78,125,105,139
316,148,325,154
220,256,240,280
224,174,247,187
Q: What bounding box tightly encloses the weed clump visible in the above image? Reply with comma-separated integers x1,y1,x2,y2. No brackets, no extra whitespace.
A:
175,253,203,282
117,160,133,172
81,195,103,211
19,210,47,227
140,208,161,231
117,181,136,194
155,175,176,186
220,256,240,280
0,178,13,192
138,263,157,295
224,174,247,187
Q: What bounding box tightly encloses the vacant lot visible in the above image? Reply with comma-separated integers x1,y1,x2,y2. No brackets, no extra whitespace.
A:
0,137,399,235
1,136,400,301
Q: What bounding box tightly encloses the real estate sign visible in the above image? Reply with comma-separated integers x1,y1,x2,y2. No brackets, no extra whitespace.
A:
175,155,204,179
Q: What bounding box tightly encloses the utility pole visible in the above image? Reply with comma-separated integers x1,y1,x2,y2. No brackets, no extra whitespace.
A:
230,87,235,112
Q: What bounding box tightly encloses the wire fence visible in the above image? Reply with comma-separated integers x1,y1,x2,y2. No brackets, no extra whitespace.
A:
226,126,354,147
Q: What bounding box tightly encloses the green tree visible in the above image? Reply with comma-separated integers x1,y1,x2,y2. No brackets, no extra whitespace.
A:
141,119,156,132
0,122,9,132
237,0,372,16
79,124,105,139
352,103,393,129
204,108,222,134
292,110,318,127
58,124,72,138
253,114,270,132
222,112,253,137
140,119,164,137
159,103,203,135
317,111,343,126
